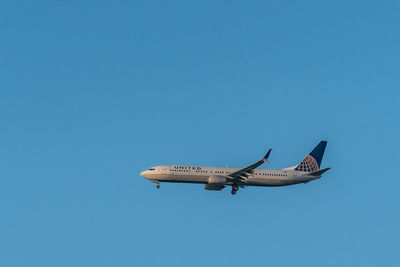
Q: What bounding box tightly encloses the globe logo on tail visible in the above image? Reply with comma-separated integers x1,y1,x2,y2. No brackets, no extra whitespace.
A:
295,155,319,172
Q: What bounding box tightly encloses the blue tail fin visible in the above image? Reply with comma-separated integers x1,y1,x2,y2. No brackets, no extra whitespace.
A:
295,141,327,172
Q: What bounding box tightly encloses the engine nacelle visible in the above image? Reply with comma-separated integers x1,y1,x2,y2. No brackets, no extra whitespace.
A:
205,176,227,191
207,176,227,184
204,184,225,191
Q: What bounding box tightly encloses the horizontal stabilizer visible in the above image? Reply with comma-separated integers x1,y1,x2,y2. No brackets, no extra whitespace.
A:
308,167,331,176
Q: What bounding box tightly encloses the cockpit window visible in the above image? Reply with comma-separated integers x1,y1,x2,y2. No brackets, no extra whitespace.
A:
148,168,156,171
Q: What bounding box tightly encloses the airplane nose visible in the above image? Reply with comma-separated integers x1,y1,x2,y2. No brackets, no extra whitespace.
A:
140,171,148,178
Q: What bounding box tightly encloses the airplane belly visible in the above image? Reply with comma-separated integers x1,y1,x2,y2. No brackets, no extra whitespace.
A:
245,178,294,187
155,174,209,184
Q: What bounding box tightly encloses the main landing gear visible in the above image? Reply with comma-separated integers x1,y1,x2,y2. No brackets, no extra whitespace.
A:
231,185,239,195
156,183,160,189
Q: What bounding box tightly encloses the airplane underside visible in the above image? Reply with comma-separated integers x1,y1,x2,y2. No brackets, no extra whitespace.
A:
148,175,316,194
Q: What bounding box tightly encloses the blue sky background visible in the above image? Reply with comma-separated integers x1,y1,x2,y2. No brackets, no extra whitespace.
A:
1,1,399,266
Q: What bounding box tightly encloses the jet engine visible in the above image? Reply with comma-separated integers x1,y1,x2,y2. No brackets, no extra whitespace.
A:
205,176,227,191
204,184,225,190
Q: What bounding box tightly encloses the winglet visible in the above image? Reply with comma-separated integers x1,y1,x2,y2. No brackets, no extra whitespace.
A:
263,149,272,164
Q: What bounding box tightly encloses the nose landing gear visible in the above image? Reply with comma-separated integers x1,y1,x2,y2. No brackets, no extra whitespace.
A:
151,180,160,189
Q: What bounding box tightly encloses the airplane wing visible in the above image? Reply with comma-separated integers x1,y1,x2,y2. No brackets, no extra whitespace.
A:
227,149,271,185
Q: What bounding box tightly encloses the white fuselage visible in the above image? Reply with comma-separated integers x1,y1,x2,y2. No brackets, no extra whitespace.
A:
140,165,321,187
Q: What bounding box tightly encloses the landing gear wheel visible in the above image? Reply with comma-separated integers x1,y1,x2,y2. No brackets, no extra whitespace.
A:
156,184,160,189
231,185,238,195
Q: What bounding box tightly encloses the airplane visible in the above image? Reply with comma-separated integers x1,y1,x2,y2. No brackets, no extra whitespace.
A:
140,141,330,195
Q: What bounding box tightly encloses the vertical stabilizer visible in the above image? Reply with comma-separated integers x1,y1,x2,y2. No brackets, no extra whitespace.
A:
294,141,327,172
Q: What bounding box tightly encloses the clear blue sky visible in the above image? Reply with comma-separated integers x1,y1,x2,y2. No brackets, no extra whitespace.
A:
1,1,399,266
